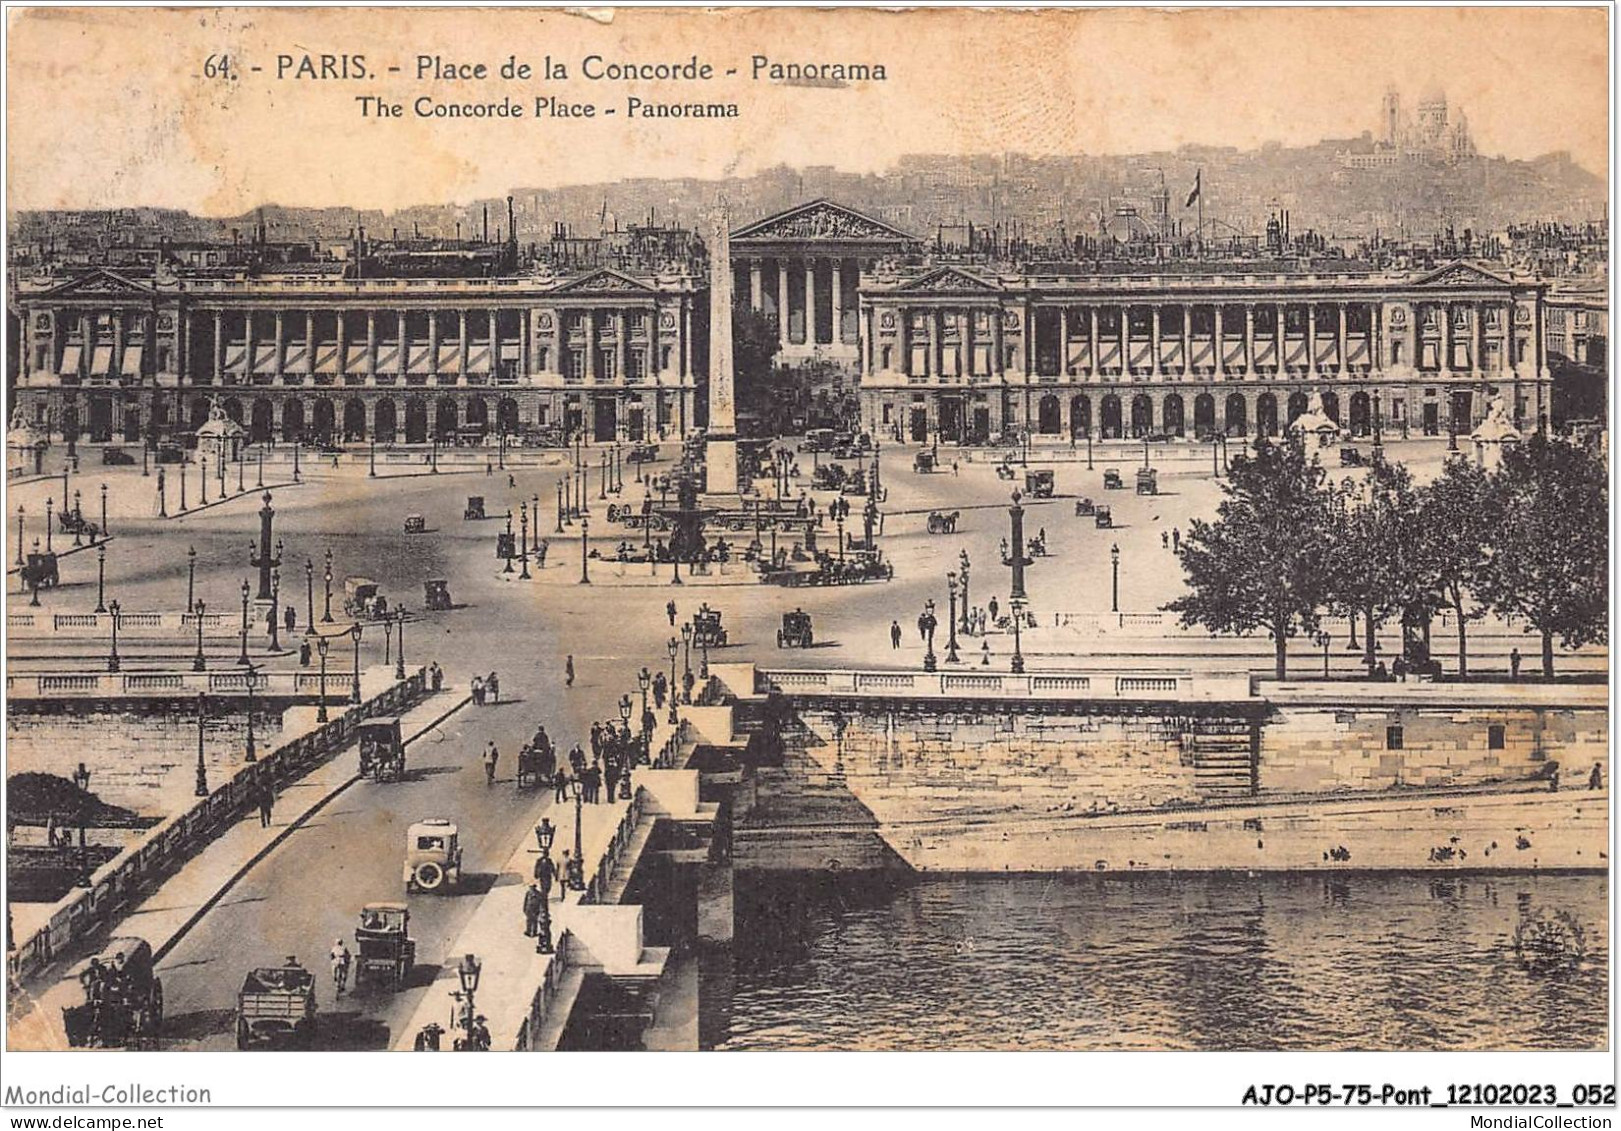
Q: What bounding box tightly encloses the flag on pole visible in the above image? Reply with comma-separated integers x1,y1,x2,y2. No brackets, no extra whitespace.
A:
1184,170,1202,209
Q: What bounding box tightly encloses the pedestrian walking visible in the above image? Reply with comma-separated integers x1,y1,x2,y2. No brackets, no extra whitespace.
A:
523,883,543,937
666,600,677,626
553,768,569,804
652,672,667,709
989,597,1000,624
429,661,443,691
536,539,548,567
487,460,494,476
483,741,500,785
330,940,351,996
565,655,575,687
1590,762,1604,791
1161,531,1169,550
285,605,297,634
534,848,558,902
486,671,500,703
605,758,621,801
1510,647,1522,679
890,620,902,650
257,783,274,828
1172,527,1181,552
471,675,485,707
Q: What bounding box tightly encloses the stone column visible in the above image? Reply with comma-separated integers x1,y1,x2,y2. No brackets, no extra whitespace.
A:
1181,304,1192,376
777,260,791,348
1337,303,1348,374
81,314,91,379
899,307,911,376
615,311,628,382
488,309,498,378
649,303,660,378
272,311,285,378
1118,305,1129,375
428,311,440,380
1214,305,1225,377
1440,304,1453,374
213,311,224,381
831,259,844,345
1243,306,1255,375
1088,306,1100,377
336,311,347,376
458,310,470,380
864,306,875,374
991,307,1003,377
682,300,692,379
1058,306,1069,375
1305,304,1317,375
749,261,763,311
552,308,565,376
397,310,408,378
1500,302,1513,373
1473,303,1484,377
585,310,598,381
1150,306,1162,377
804,259,817,346
1275,304,1286,374
366,311,376,376
304,312,316,376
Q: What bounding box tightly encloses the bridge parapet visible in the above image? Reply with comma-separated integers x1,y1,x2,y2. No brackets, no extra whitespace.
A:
754,666,1255,704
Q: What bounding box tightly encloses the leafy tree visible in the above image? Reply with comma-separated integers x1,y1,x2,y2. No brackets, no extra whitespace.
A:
1475,435,1608,678
1415,457,1493,677
731,302,786,435
1325,459,1428,673
1167,439,1337,678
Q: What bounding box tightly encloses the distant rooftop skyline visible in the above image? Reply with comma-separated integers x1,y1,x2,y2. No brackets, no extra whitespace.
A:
6,7,1608,215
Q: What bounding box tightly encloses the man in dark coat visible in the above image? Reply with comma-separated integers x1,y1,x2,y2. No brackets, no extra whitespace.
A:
522,883,543,937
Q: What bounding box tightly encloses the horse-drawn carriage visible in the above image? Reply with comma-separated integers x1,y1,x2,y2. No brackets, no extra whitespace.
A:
777,609,814,648
21,550,59,591
927,510,960,535
811,463,848,492
354,903,415,990
343,577,390,621
61,937,163,1048
357,717,406,782
464,496,487,520
995,459,1017,481
840,468,870,496
691,607,728,648
516,734,556,790
1339,446,1366,468
764,551,894,588
424,578,453,611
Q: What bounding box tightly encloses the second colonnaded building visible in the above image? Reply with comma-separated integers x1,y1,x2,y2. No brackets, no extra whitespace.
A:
8,199,1557,449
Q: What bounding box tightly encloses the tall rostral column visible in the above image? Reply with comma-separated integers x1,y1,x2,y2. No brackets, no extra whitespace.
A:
704,206,740,500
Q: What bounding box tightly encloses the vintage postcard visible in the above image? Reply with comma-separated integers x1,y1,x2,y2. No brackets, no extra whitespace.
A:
1,2,1612,1114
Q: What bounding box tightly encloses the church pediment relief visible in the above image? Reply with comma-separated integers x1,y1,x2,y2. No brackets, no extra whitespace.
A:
733,199,914,243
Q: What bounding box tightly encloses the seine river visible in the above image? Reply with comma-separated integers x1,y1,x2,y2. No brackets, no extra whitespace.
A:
703,871,1608,1051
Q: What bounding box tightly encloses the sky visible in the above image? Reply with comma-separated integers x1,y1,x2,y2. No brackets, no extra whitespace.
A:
4,5,1610,214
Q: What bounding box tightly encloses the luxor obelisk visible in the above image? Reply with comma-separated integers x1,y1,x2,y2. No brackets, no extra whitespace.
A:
704,206,739,500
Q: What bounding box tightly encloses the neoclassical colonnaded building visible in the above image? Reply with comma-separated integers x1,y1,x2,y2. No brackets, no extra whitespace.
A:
8,265,703,446
855,260,1554,445
7,198,1563,452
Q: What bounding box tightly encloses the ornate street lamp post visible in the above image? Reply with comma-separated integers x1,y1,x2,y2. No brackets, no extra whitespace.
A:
244,664,258,762
73,761,93,888
187,544,197,613
452,954,482,1050
15,504,23,567
239,579,252,665
322,548,335,623
194,692,210,796
316,635,331,722
921,599,938,673
305,558,316,635
959,550,972,634
100,482,109,541
106,600,122,672
556,479,567,532
520,503,531,579
94,543,107,613
1011,598,1027,674
269,568,282,653
45,496,53,553
945,572,961,663
200,456,209,507
1110,543,1121,614
533,821,555,954
667,636,680,725
395,606,407,681
193,599,208,672
503,509,515,575
569,779,587,891
579,517,590,585
351,624,364,703
680,622,693,693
